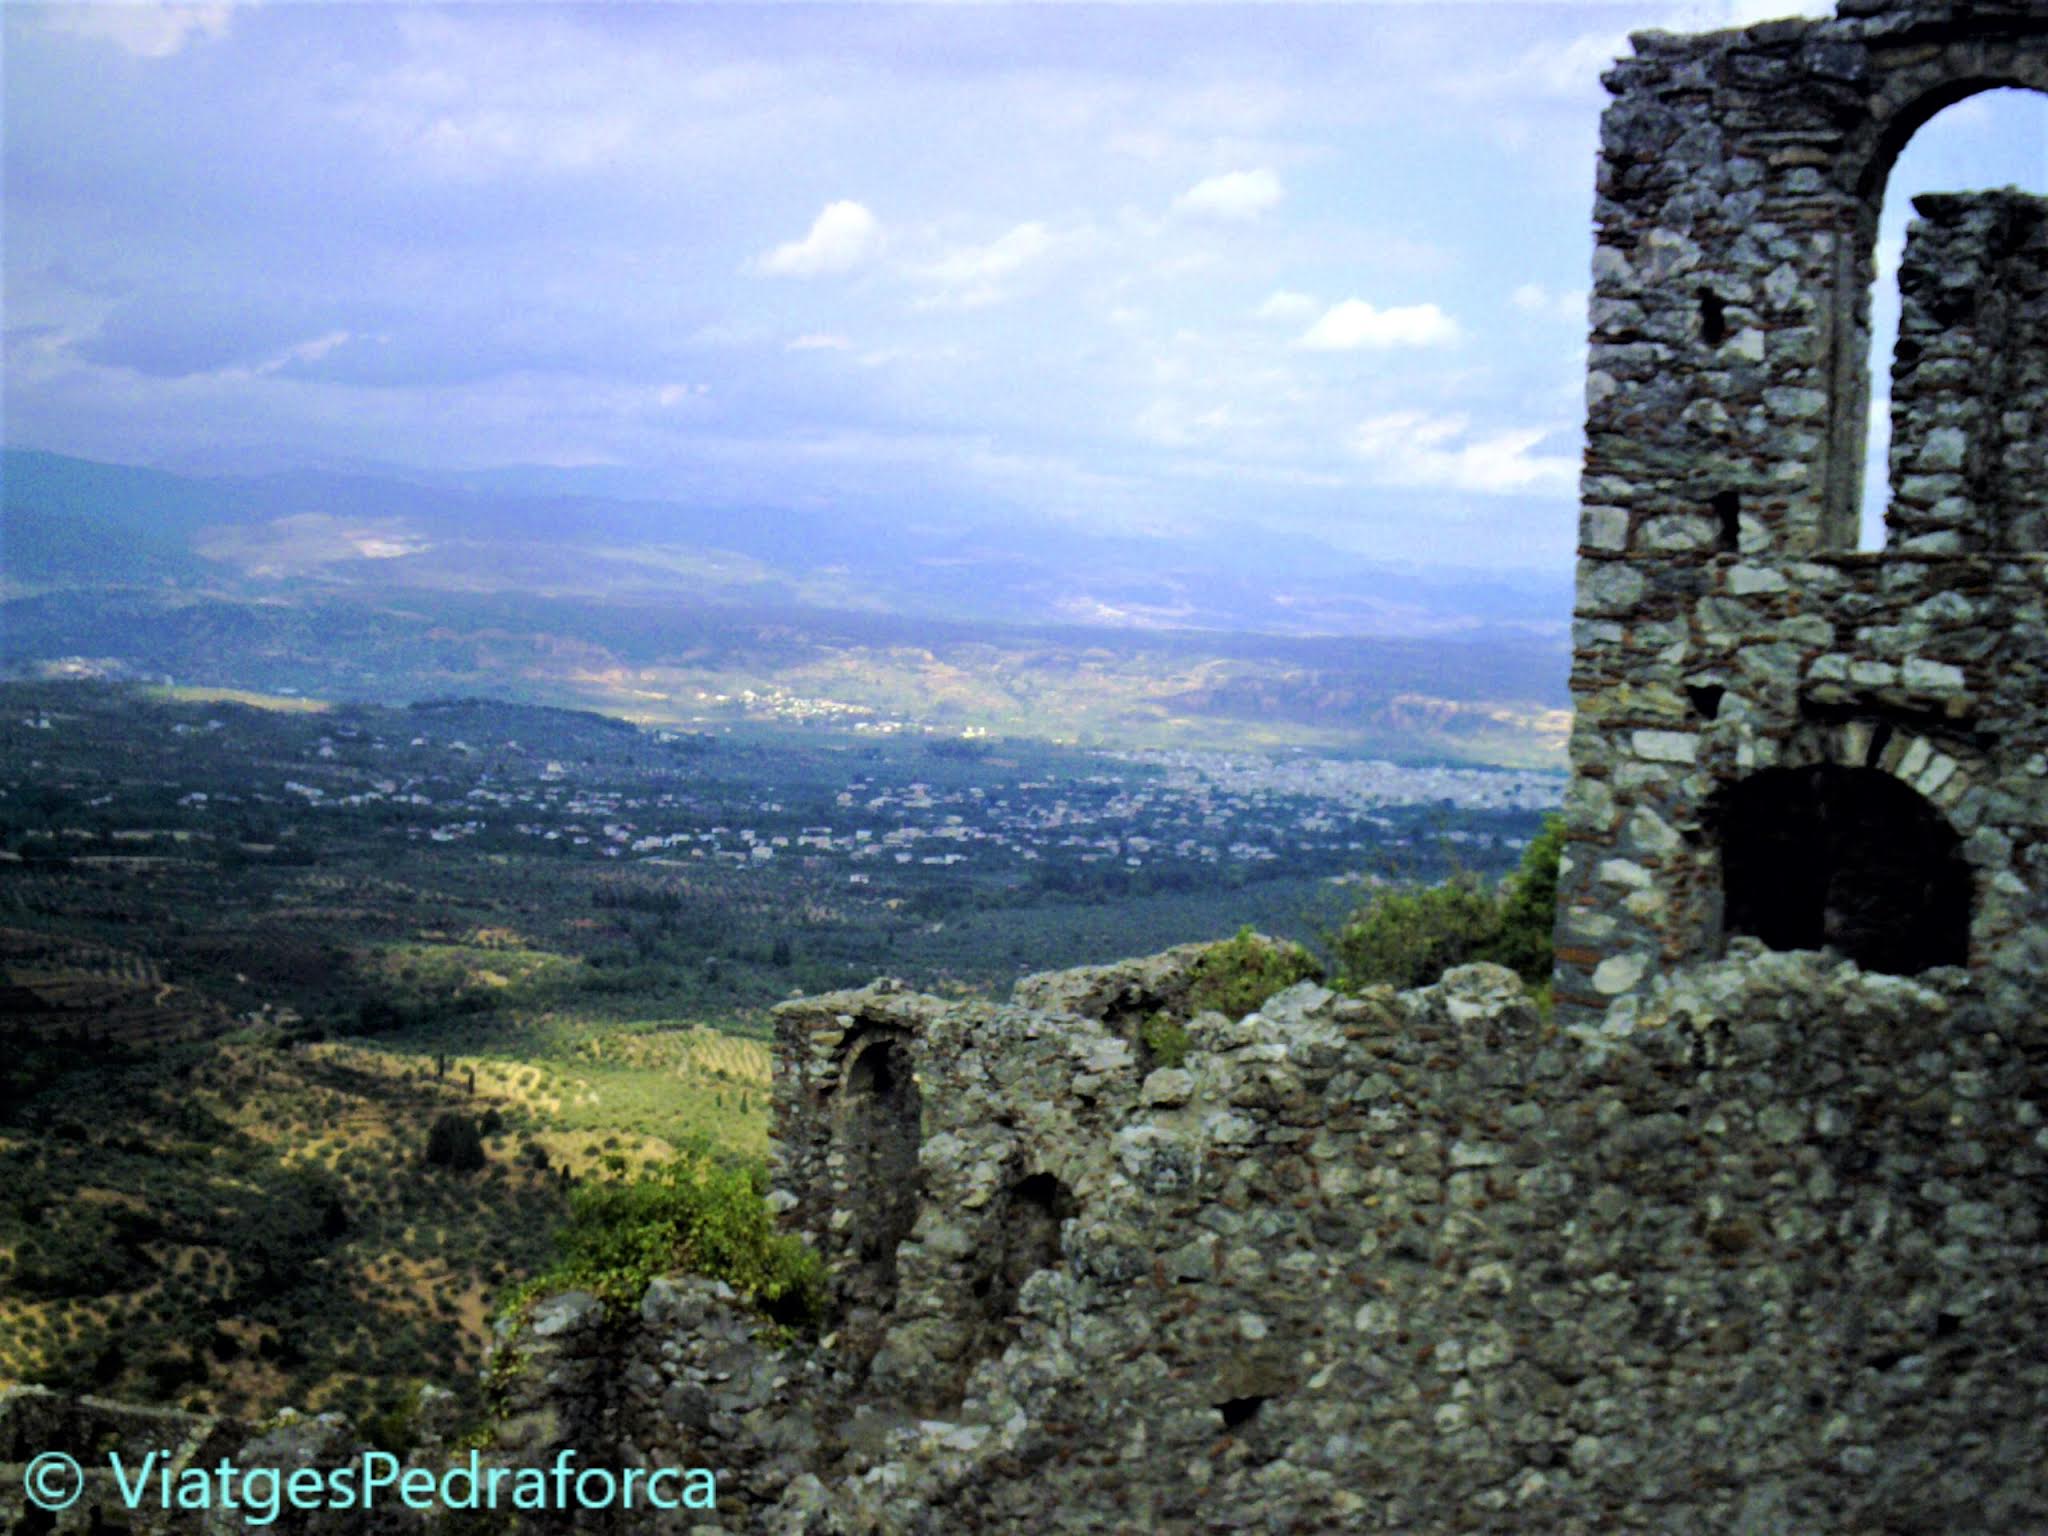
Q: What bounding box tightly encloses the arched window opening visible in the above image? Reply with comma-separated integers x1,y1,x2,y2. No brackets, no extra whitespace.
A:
1716,765,1969,974
840,1035,922,1305
1856,87,2048,552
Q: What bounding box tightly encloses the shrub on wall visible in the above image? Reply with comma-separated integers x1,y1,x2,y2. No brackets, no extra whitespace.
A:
1331,815,1562,994
508,1145,823,1329
1185,926,1323,1018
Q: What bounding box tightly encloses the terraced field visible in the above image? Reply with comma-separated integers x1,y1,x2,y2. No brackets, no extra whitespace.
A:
0,1017,770,1423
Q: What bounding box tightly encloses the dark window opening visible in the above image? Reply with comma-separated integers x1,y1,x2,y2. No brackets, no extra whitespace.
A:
1712,491,1741,552
1685,684,1726,721
841,1036,922,1301
1717,764,1970,973
1699,289,1728,345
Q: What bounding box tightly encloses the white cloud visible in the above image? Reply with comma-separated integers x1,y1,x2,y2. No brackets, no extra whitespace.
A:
1133,399,1236,449
915,221,1061,309
1503,31,1631,101
1350,411,1578,496
786,333,852,352
1297,299,1459,351
1173,167,1283,222
759,201,883,277
924,222,1053,286
44,3,236,58
1254,290,1318,322
856,343,965,370
256,330,355,375
1511,282,1587,323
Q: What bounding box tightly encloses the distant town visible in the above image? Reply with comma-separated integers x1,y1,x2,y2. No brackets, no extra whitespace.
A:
10,698,1561,889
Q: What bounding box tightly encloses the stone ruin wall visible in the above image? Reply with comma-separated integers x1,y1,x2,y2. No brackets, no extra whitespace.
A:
20,946,2046,1534
1553,0,2048,1021
1888,191,2048,554
489,947,2048,1534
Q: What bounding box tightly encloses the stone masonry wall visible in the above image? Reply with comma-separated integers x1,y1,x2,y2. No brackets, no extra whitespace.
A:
1888,190,2048,554
492,947,2048,1534
1555,0,2048,1019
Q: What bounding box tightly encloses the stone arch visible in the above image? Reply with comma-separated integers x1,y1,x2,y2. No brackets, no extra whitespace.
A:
835,1029,922,1311
1712,761,1970,973
1822,58,2048,537
1778,714,1982,806
1853,72,2048,208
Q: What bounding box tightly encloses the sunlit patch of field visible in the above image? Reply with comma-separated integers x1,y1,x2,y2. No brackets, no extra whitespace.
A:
145,685,330,713
367,940,581,1002
306,1042,565,1120
532,1026,772,1156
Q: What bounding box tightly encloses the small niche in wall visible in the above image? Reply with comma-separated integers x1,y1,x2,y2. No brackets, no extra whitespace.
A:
1685,683,1726,721
968,1171,1075,1340
1216,1396,1268,1429
1699,289,1728,345
1712,491,1741,553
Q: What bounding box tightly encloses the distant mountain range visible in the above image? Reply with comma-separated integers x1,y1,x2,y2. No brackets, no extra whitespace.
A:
2,450,1568,638
0,449,1572,765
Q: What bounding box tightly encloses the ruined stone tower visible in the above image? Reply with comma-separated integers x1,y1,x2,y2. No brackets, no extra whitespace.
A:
1553,0,2048,1021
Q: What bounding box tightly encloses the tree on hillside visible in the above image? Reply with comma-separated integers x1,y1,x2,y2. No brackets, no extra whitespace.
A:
424,1112,485,1172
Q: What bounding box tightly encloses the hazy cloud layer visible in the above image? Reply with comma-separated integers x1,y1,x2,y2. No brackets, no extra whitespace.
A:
4,0,2043,571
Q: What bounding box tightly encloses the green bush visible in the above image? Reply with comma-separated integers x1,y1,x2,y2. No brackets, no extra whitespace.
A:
1137,1011,1190,1070
1330,876,1503,991
1330,815,1562,993
508,1148,824,1329
1185,926,1323,1018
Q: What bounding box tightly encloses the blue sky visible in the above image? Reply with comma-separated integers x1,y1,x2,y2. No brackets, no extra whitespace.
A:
4,1,2043,572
